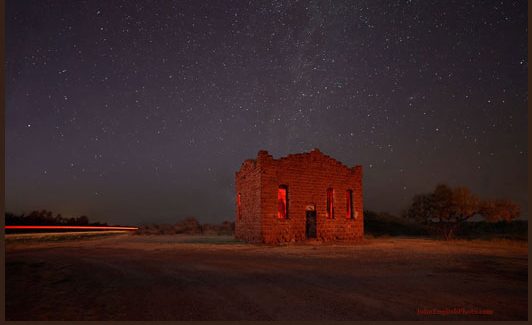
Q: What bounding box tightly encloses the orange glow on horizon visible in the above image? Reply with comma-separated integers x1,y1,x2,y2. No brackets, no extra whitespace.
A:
5,225,138,231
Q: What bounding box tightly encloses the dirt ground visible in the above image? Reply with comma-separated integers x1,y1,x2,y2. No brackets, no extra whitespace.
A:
5,233,528,320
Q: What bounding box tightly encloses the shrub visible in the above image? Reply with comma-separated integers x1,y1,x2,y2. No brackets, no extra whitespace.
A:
135,218,234,236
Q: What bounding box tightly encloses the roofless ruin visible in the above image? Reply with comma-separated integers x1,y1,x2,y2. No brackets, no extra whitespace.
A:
235,149,363,244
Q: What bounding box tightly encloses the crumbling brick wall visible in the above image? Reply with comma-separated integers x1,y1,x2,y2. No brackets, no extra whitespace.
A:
234,159,262,243
235,149,364,244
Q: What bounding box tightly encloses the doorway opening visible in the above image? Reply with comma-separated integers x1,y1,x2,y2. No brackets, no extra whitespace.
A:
306,210,317,239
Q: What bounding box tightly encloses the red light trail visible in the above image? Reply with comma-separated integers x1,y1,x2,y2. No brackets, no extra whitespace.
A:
5,225,138,231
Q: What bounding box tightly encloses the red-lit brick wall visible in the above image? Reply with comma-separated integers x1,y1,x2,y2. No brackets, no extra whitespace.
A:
234,159,262,242
235,149,364,244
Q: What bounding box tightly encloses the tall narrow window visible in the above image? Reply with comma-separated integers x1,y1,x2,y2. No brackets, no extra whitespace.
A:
277,185,288,219
237,193,242,219
346,190,353,219
326,188,334,219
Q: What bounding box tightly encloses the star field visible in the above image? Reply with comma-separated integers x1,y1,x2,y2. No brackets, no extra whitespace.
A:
6,0,528,225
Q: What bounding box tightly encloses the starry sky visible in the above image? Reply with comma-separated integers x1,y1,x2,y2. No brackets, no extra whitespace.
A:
6,0,528,225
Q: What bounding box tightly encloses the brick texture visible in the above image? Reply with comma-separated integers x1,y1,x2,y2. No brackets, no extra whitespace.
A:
235,149,364,244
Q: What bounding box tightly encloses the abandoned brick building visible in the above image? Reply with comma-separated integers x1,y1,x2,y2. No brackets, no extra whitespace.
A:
235,149,363,244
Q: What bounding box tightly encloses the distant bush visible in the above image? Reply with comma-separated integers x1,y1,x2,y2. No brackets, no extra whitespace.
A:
135,217,235,236
456,220,528,241
364,210,429,237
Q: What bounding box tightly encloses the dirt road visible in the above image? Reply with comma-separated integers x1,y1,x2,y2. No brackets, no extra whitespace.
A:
5,234,528,320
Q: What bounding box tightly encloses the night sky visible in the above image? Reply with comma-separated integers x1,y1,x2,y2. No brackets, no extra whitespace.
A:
6,0,528,226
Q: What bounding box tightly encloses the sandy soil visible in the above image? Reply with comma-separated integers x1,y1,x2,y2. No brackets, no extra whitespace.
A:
5,234,528,320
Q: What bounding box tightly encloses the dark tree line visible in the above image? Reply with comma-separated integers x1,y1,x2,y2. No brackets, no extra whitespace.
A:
5,210,107,226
